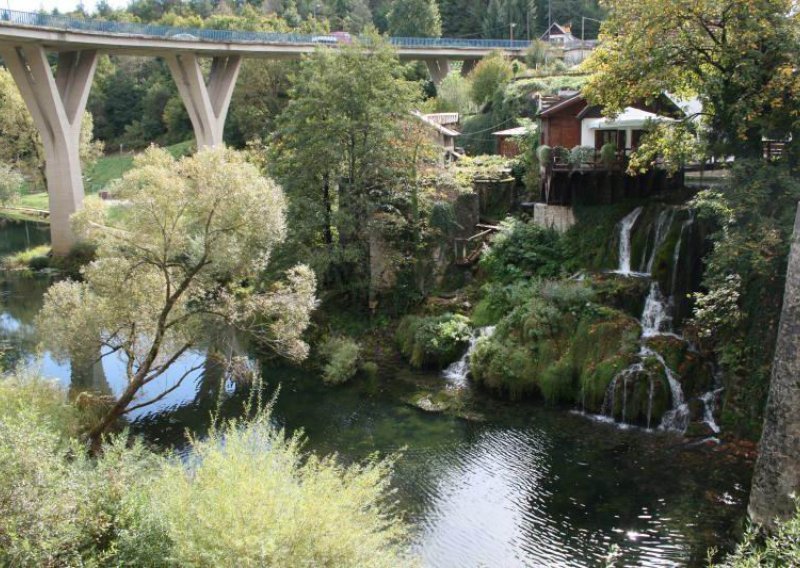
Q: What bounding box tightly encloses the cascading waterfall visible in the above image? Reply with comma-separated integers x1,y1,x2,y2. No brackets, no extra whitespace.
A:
615,207,643,275
443,326,495,388
600,205,696,432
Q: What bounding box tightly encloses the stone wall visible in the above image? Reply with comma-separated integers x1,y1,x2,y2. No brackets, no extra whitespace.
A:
530,203,576,233
749,202,800,529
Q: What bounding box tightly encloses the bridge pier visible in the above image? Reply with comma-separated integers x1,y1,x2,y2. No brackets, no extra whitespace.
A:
166,53,241,148
0,46,97,255
425,59,450,87
460,59,477,77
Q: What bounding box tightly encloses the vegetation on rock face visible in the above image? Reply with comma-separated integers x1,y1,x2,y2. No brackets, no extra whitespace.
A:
0,374,411,567
690,162,800,436
470,280,641,403
396,312,472,369
480,218,567,282
36,147,317,444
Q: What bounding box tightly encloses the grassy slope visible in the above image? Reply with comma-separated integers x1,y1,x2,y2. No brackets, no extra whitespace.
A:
1,140,194,223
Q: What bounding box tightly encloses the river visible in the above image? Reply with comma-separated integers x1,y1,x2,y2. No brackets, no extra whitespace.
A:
0,219,751,567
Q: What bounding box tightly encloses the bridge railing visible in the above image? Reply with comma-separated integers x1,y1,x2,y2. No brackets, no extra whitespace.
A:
0,8,531,50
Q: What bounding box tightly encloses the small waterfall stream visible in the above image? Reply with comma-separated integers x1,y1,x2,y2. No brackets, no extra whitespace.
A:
615,207,643,275
443,326,495,388
599,205,713,433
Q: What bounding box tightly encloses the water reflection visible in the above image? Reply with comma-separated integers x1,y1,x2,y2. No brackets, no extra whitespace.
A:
0,220,751,567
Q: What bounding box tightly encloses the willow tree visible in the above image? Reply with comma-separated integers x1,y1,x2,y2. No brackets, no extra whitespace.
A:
36,147,317,444
583,0,800,159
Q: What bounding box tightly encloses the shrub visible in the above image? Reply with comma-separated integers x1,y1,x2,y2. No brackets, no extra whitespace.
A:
712,503,800,567
396,313,472,368
537,144,552,165
321,336,361,385
479,218,567,282
0,374,413,567
149,417,409,567
569,145,595,166
1,244,50,271
600,142,618,166
552,146,570,165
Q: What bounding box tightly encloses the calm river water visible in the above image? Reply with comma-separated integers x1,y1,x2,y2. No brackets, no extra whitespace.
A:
0,219,752,567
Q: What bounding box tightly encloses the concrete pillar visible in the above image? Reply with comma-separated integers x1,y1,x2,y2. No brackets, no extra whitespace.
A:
0,46,97,255
425,59,450,87
460,59,478,77
749,202,800,530
166,53,241,148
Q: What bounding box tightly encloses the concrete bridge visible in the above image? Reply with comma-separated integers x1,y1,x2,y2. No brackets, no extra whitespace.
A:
0,9,530,253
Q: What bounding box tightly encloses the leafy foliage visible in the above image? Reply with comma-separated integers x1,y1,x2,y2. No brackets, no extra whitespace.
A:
36,147,317,442
468,51,514,106
584,0,800,159
387,0,441,37
480,218,568,282
0,374,412,567
396,312,472,368
321,336,362,384
0,163,24,206
712,503,800,567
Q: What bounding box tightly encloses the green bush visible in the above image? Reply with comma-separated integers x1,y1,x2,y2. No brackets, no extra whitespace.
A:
396,313,472,369
552,146,570,165
321,336,361,385
600,142,618,166
0,374,412,567
479,218,567,282
570,145,595,166
712,504,800,567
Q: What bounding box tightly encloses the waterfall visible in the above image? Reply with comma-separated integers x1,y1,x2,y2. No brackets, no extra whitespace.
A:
699,389,723,434
443,326,495,388
615,207,643,275
644,208,676,273
641,283,673,338
650,349,690,432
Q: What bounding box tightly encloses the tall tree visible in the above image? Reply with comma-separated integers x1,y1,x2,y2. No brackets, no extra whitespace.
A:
271,34,420,303
36,147,317,445
583,0,800,159
387,0,442,37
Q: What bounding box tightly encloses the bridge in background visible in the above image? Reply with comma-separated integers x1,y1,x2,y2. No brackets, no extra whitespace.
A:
0,9,531,253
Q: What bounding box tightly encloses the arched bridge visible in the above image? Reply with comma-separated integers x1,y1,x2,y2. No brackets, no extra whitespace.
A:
0,8,531,253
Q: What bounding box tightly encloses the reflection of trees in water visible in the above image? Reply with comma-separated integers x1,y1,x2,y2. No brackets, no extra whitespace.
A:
0,220,50,256
132,332,259,449
70,348,112,399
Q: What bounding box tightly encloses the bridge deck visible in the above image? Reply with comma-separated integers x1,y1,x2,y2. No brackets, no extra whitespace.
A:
0,8,530,59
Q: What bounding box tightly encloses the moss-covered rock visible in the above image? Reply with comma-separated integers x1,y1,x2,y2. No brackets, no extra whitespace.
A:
469,281,641,405
396,313,473,369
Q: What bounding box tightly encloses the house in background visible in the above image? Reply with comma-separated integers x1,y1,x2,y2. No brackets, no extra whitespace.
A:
493,125,535,157
540,22,597,64
411,111,462,160
537,93,682,154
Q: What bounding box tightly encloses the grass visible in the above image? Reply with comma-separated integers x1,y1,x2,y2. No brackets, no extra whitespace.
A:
0,141,195,224
2,244,51,271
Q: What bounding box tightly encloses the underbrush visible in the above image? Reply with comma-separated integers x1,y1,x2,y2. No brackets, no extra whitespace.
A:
2,244,50,271
713,504,800,567
0,373,412,567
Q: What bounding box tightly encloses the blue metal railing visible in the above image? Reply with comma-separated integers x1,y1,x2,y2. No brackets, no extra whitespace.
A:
0,8,532,50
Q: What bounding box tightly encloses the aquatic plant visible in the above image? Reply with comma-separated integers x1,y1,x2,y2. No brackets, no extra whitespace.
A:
321,336,362,385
